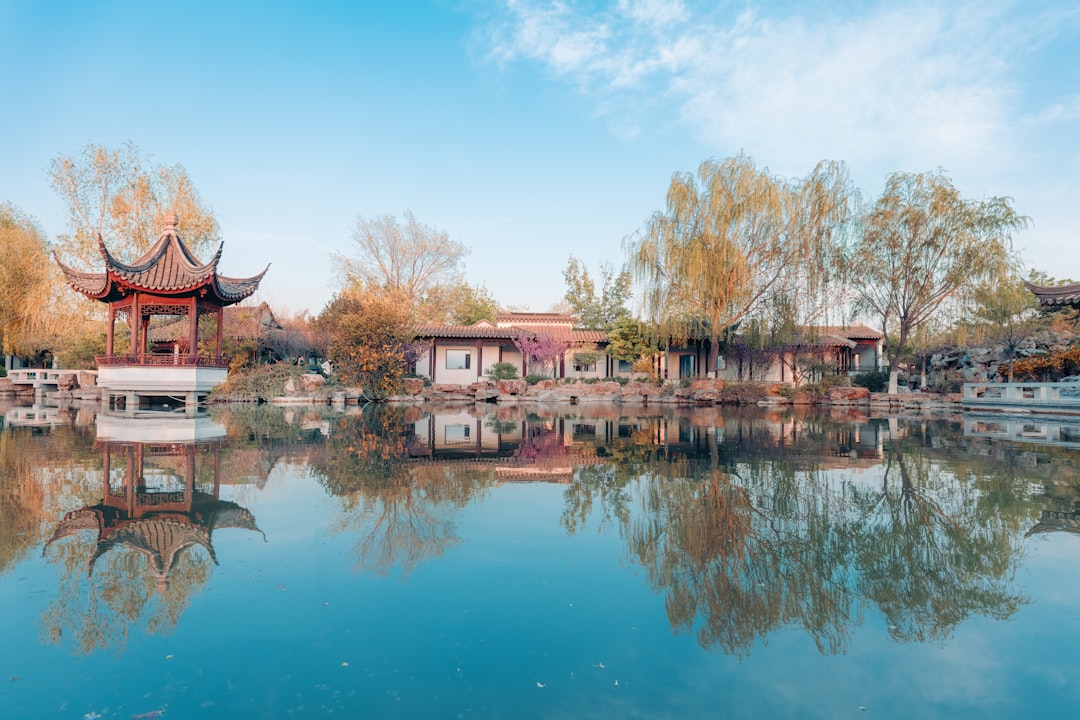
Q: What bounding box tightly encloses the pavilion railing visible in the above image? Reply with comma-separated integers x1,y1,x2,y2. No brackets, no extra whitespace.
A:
95,353,230,369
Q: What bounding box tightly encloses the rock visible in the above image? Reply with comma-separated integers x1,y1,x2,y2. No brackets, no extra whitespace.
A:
299,373,326,391
403,377,425,395
78,370,98,388
535,390,560,402
498,379,527,395
825,386,870,404
56,372,78,390
284,378,298,395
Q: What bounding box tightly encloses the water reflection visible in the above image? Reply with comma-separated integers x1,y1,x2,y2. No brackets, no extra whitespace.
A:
6,401,1080,663
39,413,264,654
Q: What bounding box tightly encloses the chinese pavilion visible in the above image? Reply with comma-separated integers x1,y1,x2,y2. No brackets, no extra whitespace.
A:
55,215,268,411
1025,281,1080,309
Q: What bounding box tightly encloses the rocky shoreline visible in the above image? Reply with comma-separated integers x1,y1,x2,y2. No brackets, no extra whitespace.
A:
2,372,963,414
382,377,963,413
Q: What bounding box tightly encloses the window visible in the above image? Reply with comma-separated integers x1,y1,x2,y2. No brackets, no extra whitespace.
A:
446,350,471,370
618,359,633,372
715,355,726,370
574,361,596,372
445,424,471,444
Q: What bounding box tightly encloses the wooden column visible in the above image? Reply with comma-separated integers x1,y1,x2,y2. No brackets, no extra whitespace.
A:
131,294,141,358
216,305,224,359
188,297,198,364
476,339,482,378
106,305,115,356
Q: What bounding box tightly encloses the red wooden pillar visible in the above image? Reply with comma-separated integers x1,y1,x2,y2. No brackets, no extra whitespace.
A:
216,305,224,360
106,305,115,356
188,297,198,364
476,339,482,378
131,294,141,358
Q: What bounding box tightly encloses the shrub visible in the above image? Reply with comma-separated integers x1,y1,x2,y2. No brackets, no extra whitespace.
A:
716,383,768,405
486,361,519,381
852,370,889,393
524,374,549,385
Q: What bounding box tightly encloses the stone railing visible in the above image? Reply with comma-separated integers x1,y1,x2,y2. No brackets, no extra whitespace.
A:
95,353,230,369
961,381,1080,408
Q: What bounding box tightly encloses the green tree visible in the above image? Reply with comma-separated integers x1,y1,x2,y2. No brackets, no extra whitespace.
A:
850,171,1028,393
605,317,654,365
626,155,856,375
49,141,219,267
445,281,499,325
562,257,631,330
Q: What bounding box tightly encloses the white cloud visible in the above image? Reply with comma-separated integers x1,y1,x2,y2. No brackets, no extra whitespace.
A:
476,0,1072,178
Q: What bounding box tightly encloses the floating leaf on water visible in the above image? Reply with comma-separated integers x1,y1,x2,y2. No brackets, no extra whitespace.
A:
536,682,546,688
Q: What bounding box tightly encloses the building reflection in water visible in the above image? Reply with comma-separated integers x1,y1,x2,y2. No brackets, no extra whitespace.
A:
41,412,264,653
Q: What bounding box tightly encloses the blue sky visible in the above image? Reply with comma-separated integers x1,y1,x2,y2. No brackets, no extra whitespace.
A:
1,0,1078,315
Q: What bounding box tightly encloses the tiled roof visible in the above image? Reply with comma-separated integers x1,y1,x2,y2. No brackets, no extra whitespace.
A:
55,216,267,306
814,324,883,340
413,322,607,344
495,310,577,327
1025,281,1080,308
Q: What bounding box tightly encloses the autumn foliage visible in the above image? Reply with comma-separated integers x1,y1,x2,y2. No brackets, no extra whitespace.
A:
316,288,420,398
1002,345,1080,381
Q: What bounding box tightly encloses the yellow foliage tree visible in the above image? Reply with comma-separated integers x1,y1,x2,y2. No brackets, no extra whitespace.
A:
49,141,219,267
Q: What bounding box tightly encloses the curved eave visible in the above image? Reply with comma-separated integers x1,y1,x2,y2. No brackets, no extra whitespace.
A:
1025,281,1080,307
55,253,110,299
214,265,269,305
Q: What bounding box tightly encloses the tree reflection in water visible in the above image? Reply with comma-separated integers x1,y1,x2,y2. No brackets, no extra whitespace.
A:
310,405,494,576
563,412,1065,656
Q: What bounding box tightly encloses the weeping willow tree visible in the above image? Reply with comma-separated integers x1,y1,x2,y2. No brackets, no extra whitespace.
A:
0,202,91,361
849,171,1028,394
625,154,857,374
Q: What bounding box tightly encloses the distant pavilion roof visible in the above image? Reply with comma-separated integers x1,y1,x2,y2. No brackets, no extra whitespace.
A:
55,215,268,306
148,302,281,344
1025,281,1080,308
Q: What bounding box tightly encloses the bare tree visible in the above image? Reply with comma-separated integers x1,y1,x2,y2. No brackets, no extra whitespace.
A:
332,211,468,321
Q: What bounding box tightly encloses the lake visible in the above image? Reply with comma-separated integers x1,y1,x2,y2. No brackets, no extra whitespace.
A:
2,401,1080,719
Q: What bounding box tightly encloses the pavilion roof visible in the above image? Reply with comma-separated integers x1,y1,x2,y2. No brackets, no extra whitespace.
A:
1025,281,1080,308
54,215,268,306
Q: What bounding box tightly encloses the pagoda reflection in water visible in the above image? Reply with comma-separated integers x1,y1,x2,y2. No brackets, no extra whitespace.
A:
41,413,264,653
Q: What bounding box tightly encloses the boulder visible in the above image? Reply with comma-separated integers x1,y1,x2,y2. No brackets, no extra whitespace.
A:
284,377,298,395
403,377,425,395
78,370,98,388
56,372,78,390
299,373,326,391
825,386,870,404
498,379,527,395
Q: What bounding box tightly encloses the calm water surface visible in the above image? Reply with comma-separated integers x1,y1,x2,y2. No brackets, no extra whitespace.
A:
2,402,1080,719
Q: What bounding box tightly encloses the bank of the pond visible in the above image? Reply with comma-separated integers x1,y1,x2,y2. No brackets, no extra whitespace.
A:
11,371,962,413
